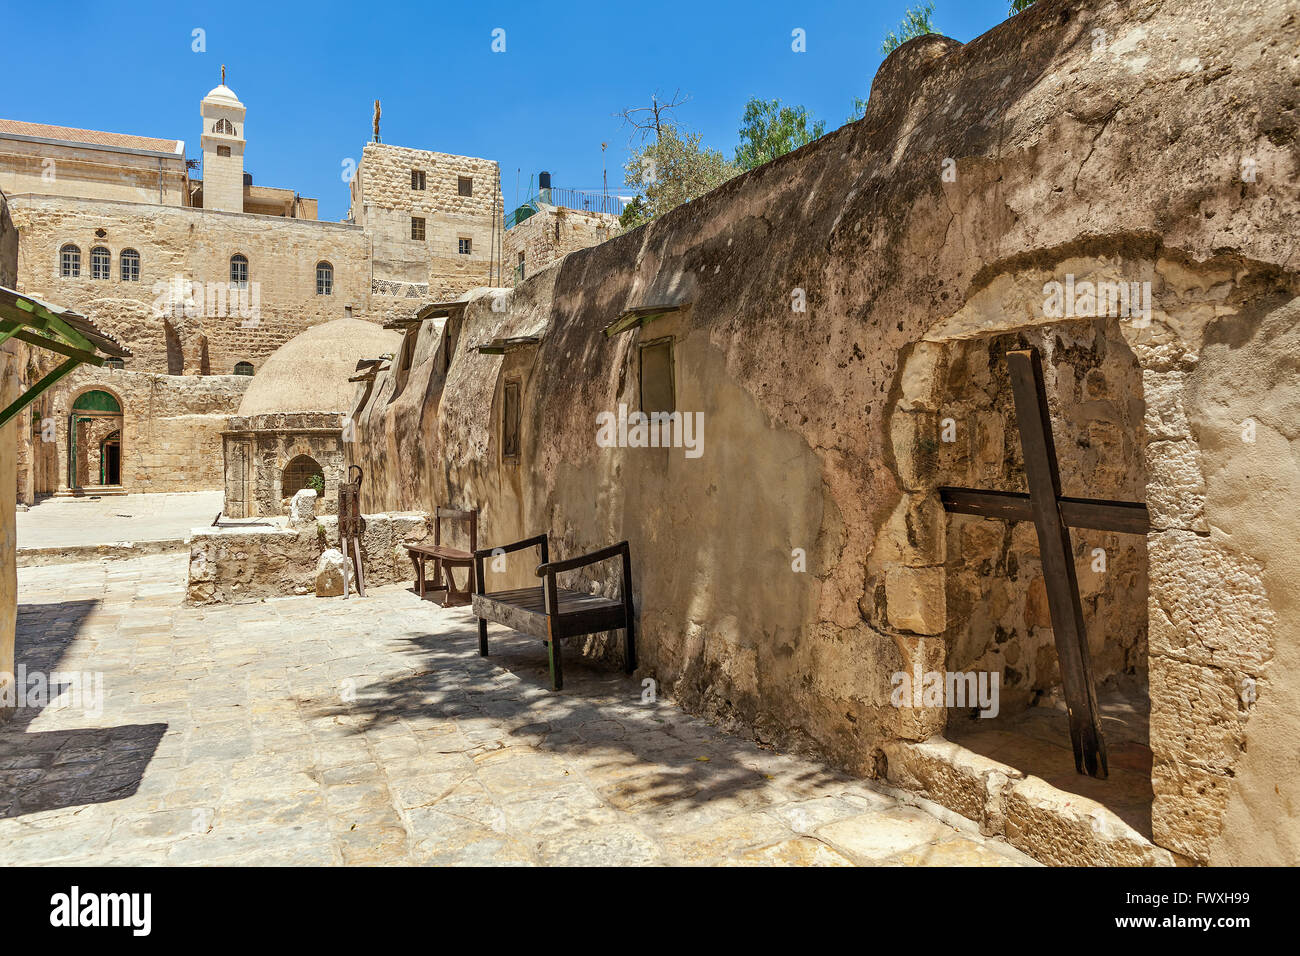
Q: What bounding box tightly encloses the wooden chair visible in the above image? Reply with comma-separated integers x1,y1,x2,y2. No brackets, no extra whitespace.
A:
472,533,636,691
406,507,478,606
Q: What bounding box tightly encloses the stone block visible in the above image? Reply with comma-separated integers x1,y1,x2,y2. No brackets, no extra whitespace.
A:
315,549,353,597
885,566,946,634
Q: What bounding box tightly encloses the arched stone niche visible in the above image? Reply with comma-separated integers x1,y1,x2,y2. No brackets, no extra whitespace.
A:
877,251,1289,864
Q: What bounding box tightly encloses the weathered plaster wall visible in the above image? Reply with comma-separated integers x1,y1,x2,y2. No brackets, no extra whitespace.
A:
349,0,1300,864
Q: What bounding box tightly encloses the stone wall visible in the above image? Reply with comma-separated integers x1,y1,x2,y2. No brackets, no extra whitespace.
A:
347,0,1300,866
186,511,431,604
42,366,251,495
9,193,372,372
222,412,345,517
0,137,189,207
503,203,621,284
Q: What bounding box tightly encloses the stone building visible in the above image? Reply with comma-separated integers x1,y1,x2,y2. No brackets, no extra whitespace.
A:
503,184,622,284
0,79,519,499
346,0,1300,867
348,142,505,322
222,318,400,518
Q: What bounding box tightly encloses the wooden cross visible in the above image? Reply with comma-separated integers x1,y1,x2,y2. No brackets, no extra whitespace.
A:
937,347,1149,778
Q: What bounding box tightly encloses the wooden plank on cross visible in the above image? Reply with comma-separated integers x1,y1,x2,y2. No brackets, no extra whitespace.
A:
937,347,1150,778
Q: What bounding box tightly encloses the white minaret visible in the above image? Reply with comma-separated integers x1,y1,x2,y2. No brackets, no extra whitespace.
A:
200,68,245,213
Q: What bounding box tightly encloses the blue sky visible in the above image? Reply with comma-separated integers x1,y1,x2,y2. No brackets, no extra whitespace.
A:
1,0,1020,221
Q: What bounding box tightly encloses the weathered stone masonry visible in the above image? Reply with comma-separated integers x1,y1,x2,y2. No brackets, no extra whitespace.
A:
347,0,1300,866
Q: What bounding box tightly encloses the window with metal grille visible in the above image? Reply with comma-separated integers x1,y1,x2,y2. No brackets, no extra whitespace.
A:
458,176,472,196
217,145,231,157
120,248,140,282
233,361,254,376
282,455,323,497
458,237,472,255
502,381,520,461
60,244,80,277
230,254,249,288
411,217,425,240
411,169,426,190
212,118,235,134
316,261,333,295
89,246,111,280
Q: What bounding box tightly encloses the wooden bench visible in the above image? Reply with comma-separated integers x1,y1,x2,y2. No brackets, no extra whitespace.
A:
406,507,478,606
472,534,636,691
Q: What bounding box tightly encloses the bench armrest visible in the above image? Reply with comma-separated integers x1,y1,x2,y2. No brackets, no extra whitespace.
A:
473,533,549,560
535,541,629,577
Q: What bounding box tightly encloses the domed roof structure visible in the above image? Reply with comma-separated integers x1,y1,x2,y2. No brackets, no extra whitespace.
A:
236,319,401,417
203,84,243,107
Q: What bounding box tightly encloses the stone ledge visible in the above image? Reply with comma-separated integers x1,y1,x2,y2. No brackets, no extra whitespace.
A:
883,737,1176,866
16,537,191,567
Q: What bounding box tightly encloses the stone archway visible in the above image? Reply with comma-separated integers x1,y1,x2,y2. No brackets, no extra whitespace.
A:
281,454,323,499
69,388,124,491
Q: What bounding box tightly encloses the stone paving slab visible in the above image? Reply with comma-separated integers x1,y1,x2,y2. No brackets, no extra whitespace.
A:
17,491,224,551
1,554,1035,866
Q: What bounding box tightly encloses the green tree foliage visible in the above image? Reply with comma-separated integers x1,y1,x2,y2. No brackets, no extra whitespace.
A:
880,2,936,55
1009,0,1036,13
621,125,739,228
733,98,827,171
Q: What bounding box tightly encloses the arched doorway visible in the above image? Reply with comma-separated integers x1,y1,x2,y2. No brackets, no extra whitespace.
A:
99,430,121,486
69,389,124,491
282,454,324,498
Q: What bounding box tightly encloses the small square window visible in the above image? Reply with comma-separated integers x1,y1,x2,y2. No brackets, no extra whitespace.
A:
502,381,521,461
458,237,472,255
639,337,675,414
411,169,426,190
411,217,426,240
217,145,231,157
458,176,473,197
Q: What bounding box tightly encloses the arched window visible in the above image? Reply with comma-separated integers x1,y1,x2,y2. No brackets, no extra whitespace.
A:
90,246,111,280
282,455,324,497
120,248,140,282
233,361,254,376
229,254,249,289
212,118,235,135
316,261,333,296
60,244,81,277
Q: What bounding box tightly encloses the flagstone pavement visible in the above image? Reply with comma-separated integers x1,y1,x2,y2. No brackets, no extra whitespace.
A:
0,554,1034,866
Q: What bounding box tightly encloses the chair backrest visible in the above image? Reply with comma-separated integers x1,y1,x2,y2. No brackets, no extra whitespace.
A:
435,507,478,552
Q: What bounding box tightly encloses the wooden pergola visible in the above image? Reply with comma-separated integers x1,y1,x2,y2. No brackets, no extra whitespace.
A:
0,285,131,427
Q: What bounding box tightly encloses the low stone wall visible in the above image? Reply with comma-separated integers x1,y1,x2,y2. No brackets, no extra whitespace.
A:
186,511,431,605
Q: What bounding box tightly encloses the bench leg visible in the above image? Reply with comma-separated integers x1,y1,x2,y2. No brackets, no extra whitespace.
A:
478,618,488,657
413,554,425,596
624,616,637,675
547,635,564,691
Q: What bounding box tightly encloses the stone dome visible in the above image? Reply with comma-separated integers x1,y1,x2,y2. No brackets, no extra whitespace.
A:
236,319,401,417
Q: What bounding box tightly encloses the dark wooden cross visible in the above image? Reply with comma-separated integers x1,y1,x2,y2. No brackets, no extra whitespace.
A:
938,347,1149,778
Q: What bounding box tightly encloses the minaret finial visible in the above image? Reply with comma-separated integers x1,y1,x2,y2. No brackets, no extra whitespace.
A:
221,64,226,85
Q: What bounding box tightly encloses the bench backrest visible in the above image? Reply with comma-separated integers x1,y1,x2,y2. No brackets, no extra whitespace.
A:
435,507,478,552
